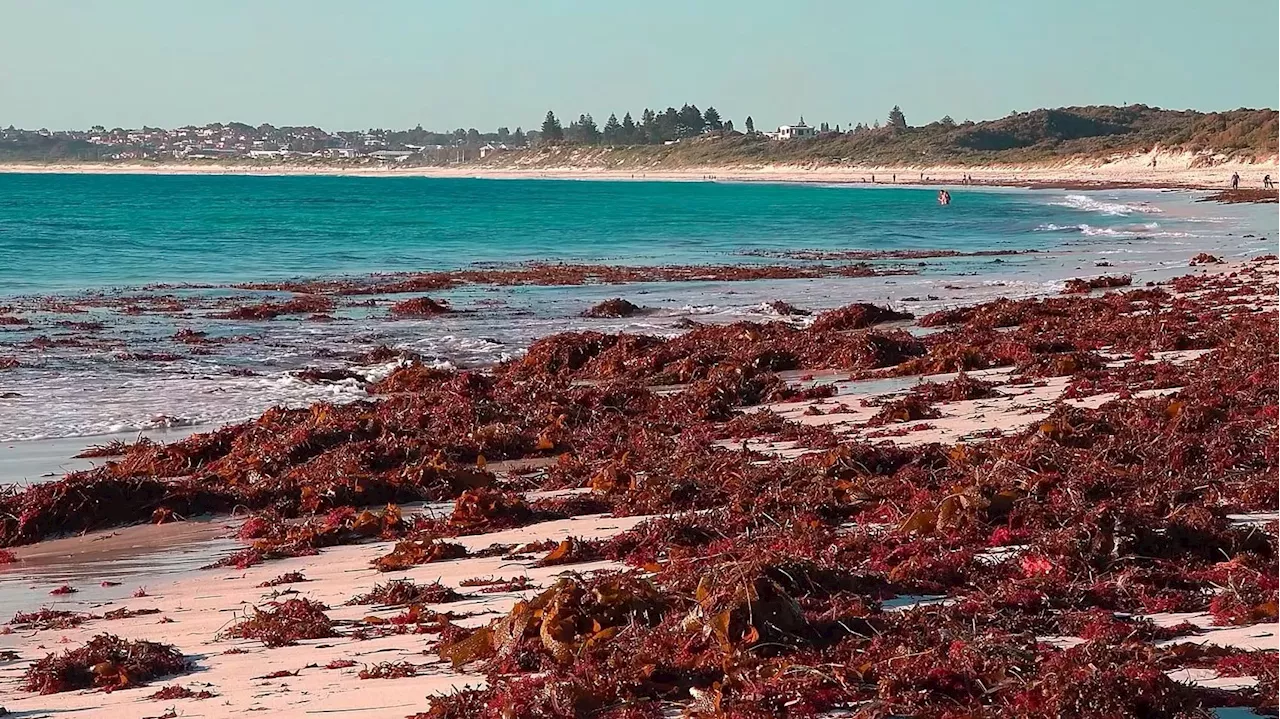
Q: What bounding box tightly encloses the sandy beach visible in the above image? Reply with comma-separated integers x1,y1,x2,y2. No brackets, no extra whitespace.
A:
2,147,1278,191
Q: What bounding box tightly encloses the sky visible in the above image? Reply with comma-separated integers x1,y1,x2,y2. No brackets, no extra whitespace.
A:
2,0,1276,132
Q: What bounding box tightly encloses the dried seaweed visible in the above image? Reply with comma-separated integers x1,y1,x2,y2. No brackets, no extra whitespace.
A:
358,661,421,679
219,598,336,647
23,634,190,694
147,684,216,700
346,578,463,606
258,571,308,588
1062,274,1134,294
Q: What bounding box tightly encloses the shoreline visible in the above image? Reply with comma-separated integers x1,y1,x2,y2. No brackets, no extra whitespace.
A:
2,156,1279,194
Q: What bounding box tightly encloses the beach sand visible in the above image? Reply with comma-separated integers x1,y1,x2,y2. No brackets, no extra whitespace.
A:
1,148,1277,192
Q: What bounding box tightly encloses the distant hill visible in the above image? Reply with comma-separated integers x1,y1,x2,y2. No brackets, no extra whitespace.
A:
481,105,1278,169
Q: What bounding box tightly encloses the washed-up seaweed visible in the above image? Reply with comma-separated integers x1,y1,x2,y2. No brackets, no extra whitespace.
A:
388,296,453,317
583,298,643,318
147,684,216,700
346,578,463,606
9,608,96,631
5,257,1278,715
210,294,335,320
1062,274,1133,294
358,661,422,679
218,598,336,647
23,634,190,694
232,261,917,296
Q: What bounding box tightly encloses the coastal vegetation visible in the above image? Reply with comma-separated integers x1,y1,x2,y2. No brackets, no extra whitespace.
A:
2,105,1274,167
500,104,1279,168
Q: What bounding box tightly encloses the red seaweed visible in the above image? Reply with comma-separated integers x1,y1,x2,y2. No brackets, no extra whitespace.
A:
23,634,190,694
219,598,336,647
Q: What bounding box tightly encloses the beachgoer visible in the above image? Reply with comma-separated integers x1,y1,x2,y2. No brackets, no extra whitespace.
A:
1231,173,1240,190
892,174,896,183
1265,175,1273,189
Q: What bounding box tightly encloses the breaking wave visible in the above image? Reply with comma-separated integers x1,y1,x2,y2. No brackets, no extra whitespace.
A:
1049,195,1164,216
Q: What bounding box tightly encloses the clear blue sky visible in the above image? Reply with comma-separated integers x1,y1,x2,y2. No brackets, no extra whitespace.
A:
2,0,1276,131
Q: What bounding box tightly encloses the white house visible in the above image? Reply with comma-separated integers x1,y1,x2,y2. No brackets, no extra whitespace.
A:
368,150,413,161
776,118,816,140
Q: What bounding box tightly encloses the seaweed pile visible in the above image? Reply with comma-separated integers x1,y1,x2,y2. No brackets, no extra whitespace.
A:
3,259,1277,716
583,298,643,318
388,297,453,317
1061,274,1133,294
218,598,336,647
23,634,190,694
232,261,916,295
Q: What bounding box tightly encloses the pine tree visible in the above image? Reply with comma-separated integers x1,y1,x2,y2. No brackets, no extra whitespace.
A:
578,114,600,144
602,113,622,144
888,105,907,129
723,119,734,133
541,111,564,143
641,108,658,144
658,107,679,142
621,112,636,144
702,106,723,131
677,104,704,138
745,116,755,134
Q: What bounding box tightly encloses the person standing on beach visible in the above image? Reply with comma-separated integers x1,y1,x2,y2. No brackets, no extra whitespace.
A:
1265,175,1273,189
1231,172,1240,190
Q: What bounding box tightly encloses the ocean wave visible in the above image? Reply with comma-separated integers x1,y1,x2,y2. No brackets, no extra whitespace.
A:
1049,195,1164,216
1035,222,1189,239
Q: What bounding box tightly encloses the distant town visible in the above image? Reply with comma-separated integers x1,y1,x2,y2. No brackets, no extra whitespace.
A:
0,103,887,164
0,122,535,164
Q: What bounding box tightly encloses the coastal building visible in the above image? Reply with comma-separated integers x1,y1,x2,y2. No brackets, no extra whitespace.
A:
183,148,240,159
775,118,816,140
368,150,414,161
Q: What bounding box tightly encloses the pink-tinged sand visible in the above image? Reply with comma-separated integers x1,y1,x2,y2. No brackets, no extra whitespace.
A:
0,511,654,717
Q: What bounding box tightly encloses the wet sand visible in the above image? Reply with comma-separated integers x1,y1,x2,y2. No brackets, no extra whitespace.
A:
0,424,213,486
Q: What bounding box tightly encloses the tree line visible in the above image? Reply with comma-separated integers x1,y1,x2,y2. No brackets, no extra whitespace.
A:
540,104,746,145
538,104,921,145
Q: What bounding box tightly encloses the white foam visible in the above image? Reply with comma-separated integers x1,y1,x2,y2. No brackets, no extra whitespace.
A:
1050,194,1164,216
1037,222,1190,239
